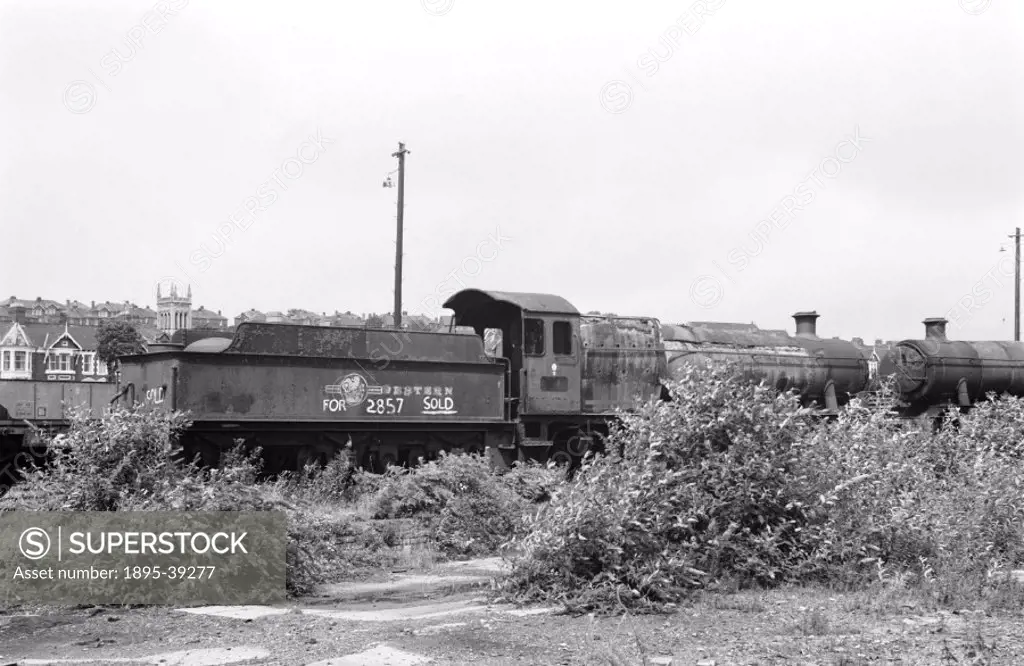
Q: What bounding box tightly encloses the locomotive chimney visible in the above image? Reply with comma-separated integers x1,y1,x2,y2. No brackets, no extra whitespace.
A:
923,317,948,341
793,311,820,338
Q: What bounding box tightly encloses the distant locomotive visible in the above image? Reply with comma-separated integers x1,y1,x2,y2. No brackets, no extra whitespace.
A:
893,317,1024,417
661,311,870,412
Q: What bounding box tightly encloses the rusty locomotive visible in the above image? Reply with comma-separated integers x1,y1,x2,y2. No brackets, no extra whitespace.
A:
114,290,666,471
893,317,1024,418
109,289,915,471
661,311,873,412
11,290,1024,475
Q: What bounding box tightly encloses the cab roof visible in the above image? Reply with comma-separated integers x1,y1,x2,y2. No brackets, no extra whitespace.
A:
443,289,579,316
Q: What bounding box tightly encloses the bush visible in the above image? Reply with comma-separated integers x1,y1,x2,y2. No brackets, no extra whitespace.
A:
0,404,399,598
434,488,523,558
286,508,399,596
798,390,1024,599
500,365,1024,613
367,451,556,559
6,404,196,512
499,460,565,503
284,454,380,504
500,364,817,612
370,451,505,519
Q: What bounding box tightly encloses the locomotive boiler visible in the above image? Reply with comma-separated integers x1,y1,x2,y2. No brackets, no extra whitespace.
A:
662,311,871,411
894,317,1024,416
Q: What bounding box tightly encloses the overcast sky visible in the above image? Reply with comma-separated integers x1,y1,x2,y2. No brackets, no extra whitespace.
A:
2,0,1021,342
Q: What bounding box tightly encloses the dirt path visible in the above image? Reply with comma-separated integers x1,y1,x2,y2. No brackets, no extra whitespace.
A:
4,557,1024,665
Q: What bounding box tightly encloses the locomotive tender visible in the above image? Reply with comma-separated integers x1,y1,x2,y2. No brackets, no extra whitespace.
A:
0,379,117,478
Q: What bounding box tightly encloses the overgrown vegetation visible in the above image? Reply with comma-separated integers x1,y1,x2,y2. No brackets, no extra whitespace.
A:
0,404,562,596
6,363,1024,613
369,452,563,558
499,364,1024,613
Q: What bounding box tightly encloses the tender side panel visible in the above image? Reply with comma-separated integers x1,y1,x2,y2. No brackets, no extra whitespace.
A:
0,381,38,420
0,380,117,422
173,357,505,423
225,322,488,363
118,358,177,413
64,382,120,417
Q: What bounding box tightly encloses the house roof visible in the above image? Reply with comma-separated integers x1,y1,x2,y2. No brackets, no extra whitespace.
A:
3,297,63,310
0,323,31,347
326,313,364,326
192,307,226,321
92,301,126,313
7,323,102,350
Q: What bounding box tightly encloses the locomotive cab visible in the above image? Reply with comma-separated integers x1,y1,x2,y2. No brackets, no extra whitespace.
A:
444,289,665,465
443,289,583,419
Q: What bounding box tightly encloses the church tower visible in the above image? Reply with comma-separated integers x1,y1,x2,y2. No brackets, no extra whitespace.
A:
156,282,192,335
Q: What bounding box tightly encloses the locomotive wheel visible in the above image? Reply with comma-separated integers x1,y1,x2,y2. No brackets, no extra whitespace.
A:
547,444,574,467
566,432,591,457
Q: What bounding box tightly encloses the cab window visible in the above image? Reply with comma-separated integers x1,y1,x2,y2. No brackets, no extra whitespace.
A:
524,318,544,356
553,321,572,355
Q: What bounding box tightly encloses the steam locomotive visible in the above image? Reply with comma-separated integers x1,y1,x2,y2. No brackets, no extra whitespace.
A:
105,289,1024,472
5,288,1024,474
893,317,1024,418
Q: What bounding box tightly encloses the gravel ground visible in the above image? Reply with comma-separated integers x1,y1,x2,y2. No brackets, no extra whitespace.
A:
3,560,1024,665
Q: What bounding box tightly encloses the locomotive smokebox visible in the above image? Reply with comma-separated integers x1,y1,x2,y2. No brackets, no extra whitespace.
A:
793,311,820,338
923,317,948,341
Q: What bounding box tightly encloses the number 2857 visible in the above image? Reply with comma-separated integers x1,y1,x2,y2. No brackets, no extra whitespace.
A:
366,397,404,414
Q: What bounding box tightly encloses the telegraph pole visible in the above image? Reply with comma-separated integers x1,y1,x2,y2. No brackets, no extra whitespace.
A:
1016,227,1021,341
391,142,409,329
